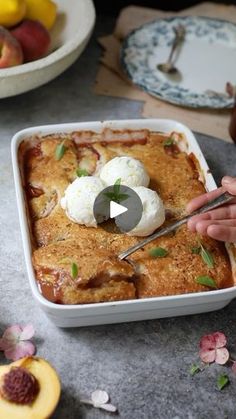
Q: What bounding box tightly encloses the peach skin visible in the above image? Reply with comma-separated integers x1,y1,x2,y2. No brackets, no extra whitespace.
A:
0,26,23,68
11,19,50,62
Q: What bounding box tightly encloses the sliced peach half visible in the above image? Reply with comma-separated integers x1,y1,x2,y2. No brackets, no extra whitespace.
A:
0,357,61,419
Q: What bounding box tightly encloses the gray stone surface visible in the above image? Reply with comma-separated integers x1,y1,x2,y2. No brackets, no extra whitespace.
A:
0,16,236,419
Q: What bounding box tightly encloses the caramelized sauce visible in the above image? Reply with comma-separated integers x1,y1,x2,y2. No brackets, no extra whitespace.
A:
37,281,63,304
187,153,205,182
99,138,147,147
24,144,43,189
36,268,63,303
88,273,133,288
75,143,100,160
26,184,44,199
25,143,42,159
164,143,180,156
74,144,100,174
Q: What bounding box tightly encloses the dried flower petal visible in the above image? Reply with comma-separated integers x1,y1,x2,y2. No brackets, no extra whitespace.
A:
100,403,117,412
5,341,35,362
81,390,117,413
200,332,227,350
199,334,216,351
215,348,229,365
232,361,236,374
199,332,228,365
0,339,10,351
0,325,36,361
91,390,109,406
0,325,22,344
80,398,94,406
20,325,35,341
213,332,227,349
199,348,216,363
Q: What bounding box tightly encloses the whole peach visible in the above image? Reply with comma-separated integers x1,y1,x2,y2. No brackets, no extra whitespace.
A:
11,19,50,62
0,26,23,69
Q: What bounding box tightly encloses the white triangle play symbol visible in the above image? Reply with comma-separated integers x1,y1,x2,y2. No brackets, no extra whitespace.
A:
110,201,128,218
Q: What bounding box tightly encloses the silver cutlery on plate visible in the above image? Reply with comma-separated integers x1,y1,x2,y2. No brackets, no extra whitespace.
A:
157,24,186,74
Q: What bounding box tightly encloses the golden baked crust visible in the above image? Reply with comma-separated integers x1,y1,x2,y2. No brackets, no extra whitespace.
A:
129,226,232,297
33,238,136,304
19,129,234,304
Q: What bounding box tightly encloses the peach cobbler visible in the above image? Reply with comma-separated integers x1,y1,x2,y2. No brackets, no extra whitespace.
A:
19,129,233,304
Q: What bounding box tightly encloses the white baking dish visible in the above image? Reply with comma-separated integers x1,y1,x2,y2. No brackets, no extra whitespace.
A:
11,119,236,327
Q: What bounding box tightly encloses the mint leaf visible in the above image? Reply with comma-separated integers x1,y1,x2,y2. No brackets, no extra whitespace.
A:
76,168,88,177
71,262,78,279
217,374,229,390
191,246,201,255
196,275,217,289
103,192,116,200
190,364,201,376
163,137,174,147
117,193,129,202
200,244,214,269
55,141,66,161
149,247,168,258
103,190,129,204
114,178,121,195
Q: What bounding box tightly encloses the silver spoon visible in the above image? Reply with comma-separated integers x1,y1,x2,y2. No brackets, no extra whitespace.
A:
118,191,234,260
157,24,186,74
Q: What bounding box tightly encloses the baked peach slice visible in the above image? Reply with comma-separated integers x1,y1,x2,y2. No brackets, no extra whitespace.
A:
0,356,61,419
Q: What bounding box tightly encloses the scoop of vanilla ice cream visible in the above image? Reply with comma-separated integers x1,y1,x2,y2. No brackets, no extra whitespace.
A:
61,176,105,227
100,156,150,188
127,186,165,237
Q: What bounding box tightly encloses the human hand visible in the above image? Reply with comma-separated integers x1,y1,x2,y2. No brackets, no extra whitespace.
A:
186,176,236,242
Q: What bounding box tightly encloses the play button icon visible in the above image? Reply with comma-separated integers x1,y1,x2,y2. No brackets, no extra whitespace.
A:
110,201,128,218
93,184,143,233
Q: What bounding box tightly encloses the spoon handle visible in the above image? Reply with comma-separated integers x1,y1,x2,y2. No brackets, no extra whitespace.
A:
167,25,186,64
118,191,234,260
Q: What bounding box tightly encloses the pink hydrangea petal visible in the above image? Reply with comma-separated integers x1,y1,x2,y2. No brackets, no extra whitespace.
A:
215,347,229,365
4,341,35,361
213,332,227,349
20,324,35,341
2,325,22,342
199,334,216,350
232,362,236,374
199,348,216,363
0,338,14,351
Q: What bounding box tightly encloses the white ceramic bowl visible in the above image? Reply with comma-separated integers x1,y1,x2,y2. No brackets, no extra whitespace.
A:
0,0,96,98
11,119,236,327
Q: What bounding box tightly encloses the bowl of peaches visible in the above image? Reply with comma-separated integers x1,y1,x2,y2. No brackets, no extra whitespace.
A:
0,0,95,98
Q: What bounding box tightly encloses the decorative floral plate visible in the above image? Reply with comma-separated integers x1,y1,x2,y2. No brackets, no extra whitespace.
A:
121,16,236,108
